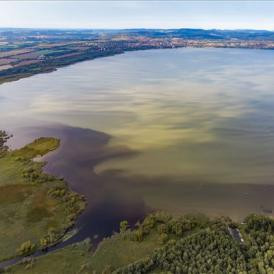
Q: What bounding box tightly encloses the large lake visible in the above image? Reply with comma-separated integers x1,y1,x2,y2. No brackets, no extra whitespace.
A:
1,48,274,239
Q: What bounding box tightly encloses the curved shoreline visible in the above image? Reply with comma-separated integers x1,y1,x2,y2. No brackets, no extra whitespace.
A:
1,123,274,270
1,43,273,86
0,124,149,269
0,134,86,268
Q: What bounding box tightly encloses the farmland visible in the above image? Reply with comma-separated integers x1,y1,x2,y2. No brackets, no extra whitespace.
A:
0,28,274,84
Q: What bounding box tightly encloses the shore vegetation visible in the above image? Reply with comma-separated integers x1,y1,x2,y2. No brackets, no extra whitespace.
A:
0,132,85,262
5,212,274,273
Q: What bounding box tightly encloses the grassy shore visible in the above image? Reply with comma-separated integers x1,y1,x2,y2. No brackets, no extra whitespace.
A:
5,240,92,274
0,132,85,262
5,211,274,273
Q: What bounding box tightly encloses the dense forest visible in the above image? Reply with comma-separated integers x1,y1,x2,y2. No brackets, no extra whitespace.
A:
115,213,274,274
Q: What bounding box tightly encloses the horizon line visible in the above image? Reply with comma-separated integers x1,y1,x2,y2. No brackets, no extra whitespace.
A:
0,27,274,32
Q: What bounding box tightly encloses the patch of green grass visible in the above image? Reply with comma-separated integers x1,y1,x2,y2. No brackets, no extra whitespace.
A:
89,232,161,273
0,136,85,262
0,156,29,186
11,137,60,159
5,240,92,274
0,185,32,205
26,207,53,223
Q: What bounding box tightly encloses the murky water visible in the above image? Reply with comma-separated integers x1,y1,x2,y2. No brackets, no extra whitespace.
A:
1,48,274,228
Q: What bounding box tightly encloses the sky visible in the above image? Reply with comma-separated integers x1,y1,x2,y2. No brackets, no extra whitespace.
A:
0,1,274,30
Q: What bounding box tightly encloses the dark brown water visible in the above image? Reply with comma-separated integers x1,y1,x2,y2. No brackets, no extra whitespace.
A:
1,48,274,242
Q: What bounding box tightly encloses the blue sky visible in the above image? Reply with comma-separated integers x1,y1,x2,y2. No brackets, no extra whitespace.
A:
0,1,274,30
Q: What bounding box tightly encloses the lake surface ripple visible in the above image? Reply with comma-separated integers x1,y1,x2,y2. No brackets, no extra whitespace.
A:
1,48,274,238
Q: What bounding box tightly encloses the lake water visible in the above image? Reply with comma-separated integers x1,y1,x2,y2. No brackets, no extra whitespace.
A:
1,48,274,236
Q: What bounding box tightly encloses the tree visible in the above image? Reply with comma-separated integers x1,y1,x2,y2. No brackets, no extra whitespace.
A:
0,130,10,157
120,220,129,233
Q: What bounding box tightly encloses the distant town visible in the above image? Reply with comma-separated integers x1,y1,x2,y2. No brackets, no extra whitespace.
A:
1,28,274,83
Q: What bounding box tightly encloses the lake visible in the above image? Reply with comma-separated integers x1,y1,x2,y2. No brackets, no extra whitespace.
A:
1,48,274,240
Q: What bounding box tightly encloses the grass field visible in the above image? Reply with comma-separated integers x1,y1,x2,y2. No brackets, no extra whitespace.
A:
5,241,92,274
89,231,161,273
0,136,85,262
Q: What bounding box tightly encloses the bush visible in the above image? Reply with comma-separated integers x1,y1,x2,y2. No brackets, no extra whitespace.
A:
16,240,36,256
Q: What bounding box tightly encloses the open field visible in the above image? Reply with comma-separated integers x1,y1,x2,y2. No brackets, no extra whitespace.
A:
5,241,92,274
0,49,34,58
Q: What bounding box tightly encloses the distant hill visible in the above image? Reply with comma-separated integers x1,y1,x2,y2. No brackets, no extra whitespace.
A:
120,28,274,40
1,28,274,40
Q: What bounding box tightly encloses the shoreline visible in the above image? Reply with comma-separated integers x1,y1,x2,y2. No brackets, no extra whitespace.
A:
0,44,273,86
0,50,124,86
1,44,274,271
0,134,86,266
1,124,274,271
